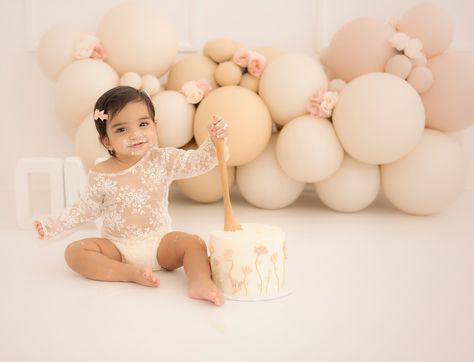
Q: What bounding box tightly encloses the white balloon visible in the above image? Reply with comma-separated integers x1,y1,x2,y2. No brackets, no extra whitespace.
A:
97,0,178,76
55,59,119,139
381,129,466,215
237,135,304,209
75,113,109,170
315,154,380,212
332,72,425,164
141,74,161,97
276,115,344,183
37,25,86,81
152,91,195,147
120,72,142,89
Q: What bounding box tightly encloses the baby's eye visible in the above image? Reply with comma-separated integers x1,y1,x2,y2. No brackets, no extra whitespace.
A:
115,127,126,133
140,121,150,127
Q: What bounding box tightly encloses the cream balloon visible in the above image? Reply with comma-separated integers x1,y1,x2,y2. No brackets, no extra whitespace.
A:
55,59,119,139
328,79,346,93
167,54,218,91
176,141,235,203
259,53,328,125
75,113,109,171
253,46,282,65
194,86,272,166
384,54,412,79
239,73,260,93
276,116,344,183
315,154,380,212
206,38,238,63
326,18,396,82
237,135,304,209
422,53,474,132
37,25,86,81
152,91,195,147
407,66,433,94
97,0,177,76
381,129,466,215
332,72,425,165
120,72,142,89
398,3,453,58
141,74,161,97
215,61,242,86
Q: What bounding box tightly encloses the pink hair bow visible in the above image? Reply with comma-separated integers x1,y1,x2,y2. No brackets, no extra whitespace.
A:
94,109,108,121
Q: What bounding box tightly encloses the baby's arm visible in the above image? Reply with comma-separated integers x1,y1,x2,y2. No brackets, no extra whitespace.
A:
164,115,229,180
32,174,103,240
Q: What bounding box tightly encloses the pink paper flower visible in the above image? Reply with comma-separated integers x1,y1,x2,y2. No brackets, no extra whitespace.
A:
232,48,250,68
181,81,204,104
74,34,106,61
306,89,338,118
194,79,212,97
91,44,106,60
247,51,266,77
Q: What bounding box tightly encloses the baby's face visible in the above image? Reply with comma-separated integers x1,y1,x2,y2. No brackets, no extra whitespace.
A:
104,101,157,157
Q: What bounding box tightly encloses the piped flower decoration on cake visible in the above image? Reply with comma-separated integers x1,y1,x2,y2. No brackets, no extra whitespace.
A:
306,89,339,118
180,79,212,104
232,49,266,77
74,34,106,61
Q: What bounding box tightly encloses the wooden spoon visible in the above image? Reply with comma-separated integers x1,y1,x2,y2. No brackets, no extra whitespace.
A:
215,138,242,232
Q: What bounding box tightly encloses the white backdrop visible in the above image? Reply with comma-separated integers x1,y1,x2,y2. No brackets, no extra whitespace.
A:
1,0,473,207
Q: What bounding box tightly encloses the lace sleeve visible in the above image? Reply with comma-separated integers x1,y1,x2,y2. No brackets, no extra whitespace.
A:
164,136,220,180
39,174,103,240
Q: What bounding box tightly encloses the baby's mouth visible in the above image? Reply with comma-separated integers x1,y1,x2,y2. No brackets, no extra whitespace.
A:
128,140,147,148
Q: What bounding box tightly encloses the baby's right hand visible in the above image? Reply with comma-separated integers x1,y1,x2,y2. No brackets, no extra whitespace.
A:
33,221,45,240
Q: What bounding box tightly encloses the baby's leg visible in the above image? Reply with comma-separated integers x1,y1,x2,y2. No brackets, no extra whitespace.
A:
64,238,159,287
157,232,224,306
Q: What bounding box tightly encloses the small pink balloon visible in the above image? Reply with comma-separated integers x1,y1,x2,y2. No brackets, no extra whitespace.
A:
398,3,453,58
385,54,412,79
327,17,396,82
422,53,474,132
407,66,433,94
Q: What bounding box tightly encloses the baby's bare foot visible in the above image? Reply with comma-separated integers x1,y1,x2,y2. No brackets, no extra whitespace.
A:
188,278,224,306
129,265,160,287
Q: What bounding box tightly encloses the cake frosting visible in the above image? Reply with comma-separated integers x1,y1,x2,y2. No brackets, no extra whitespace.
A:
209,223,288,301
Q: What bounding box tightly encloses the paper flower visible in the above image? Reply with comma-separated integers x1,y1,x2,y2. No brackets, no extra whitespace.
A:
389,32,410,51
232,49,266,77
307,89,339,118
232,48,250,68
404,38,423,60
247,51,266,77
180,80,212,104
74,34,106,61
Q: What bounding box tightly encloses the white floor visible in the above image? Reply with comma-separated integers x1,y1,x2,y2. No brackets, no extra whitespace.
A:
1,188,473,362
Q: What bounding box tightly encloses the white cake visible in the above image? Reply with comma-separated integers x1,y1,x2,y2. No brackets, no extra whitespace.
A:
209,223,289,301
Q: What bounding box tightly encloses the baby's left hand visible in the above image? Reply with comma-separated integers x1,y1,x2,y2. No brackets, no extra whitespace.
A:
208,115,229,140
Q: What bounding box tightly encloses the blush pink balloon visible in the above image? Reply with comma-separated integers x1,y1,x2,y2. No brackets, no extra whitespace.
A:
422,53,474,132
326,17,396,82
398,3,453,58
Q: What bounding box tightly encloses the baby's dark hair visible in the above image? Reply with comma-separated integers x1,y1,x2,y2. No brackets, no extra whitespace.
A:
94,86,156,156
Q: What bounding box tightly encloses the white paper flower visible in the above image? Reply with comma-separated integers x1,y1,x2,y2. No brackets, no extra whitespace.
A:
404,38,423,60
389,32,410,51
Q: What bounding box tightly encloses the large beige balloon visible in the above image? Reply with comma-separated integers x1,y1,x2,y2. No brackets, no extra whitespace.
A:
194,86,272,166
326,18,396,82
75,113,109,170
381,129,466,215
152,91,194,147
332,72,425,165
315,154,380,212
97,0,177,76
37,25,86,81
276,116,344,183
237,135,304,209
166,54,218,91
422,53,474,132
176,141,235,203
259,53,328,125
55,59,119,139
398,3,453,58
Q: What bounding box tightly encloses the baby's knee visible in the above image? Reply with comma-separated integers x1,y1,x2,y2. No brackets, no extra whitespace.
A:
187,234,207,251
64,240,93,267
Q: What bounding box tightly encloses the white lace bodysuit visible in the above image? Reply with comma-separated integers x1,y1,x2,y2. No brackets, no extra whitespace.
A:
40,137,218,241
